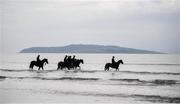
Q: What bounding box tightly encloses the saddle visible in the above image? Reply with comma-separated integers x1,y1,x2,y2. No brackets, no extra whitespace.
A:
36,60,41,65
111,61,117,65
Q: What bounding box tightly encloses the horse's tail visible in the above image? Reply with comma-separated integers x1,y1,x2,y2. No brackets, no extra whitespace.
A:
57,62,60,70
29,62,33,69
104,64,108,71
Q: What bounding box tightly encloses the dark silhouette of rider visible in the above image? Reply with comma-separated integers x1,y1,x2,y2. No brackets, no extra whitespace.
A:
71,55,76,66
37,55,41,64
112,56,116,64
64,55,68,63
67,56,72,63
72,55,76,61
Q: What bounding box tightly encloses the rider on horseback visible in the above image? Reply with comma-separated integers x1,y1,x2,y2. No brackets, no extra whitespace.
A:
67,56,72,62
64,55,68,63
37,55,41,64
72,55,76,67
29,55,48,70
112,56,116,65
72,55,76,61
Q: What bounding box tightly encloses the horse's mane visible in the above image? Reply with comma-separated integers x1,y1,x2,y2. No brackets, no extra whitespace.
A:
42,58,47,60
117,59,123,64
118,59,122,62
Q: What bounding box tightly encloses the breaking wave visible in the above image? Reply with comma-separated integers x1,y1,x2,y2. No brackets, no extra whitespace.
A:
4,76,99,81
54,91,180,103
110,78,180,85
2,75,180,86
33,89,180,103
1,69,180,75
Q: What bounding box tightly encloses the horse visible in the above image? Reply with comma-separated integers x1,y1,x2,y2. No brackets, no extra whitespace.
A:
73,59,84,69
29,58,48,70
57,61,69,70
57,59,84,70
104,59,124,71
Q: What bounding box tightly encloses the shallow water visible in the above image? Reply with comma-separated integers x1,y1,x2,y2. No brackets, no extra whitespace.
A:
0,53,180,103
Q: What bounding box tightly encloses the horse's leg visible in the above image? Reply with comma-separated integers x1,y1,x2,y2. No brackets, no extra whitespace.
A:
74,66,77,70
60,66,63,70
29,66,32,70
68,67,70,70
31,67,33,70
71,66,74,70
42,67,44,70
32,65,34,70
105,65,109,71
115,67,119,71
38,67,40,70
107,66,110,71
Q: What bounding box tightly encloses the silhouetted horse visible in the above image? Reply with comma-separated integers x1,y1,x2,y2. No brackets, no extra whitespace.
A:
57,61,69,70
29,58,48,70
57,59,84,70
104,60,124,71
73,59,84,69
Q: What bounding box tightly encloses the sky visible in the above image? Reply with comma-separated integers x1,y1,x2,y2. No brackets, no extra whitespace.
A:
1,0,180,53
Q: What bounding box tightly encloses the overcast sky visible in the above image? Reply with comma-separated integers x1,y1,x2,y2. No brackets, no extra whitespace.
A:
1,0,180,53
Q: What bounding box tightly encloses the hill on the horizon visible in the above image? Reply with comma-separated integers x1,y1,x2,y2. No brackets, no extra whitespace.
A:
20,44,162,54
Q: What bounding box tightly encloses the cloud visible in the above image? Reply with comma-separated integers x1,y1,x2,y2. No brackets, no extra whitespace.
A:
1,0,180,53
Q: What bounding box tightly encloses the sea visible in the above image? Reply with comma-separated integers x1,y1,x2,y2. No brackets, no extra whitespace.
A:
0,53,180,104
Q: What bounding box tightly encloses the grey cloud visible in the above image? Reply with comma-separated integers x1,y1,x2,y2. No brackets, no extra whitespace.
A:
1,0,180,53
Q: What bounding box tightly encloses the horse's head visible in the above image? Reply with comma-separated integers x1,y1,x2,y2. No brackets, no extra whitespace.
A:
42,58,49,65
80,59,84,64
118,59,124,64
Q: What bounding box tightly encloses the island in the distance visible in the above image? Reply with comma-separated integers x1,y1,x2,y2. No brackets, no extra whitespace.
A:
20,44,162,54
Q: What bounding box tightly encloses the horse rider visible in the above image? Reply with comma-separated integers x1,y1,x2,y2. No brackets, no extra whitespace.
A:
112,56,116,64
64,55,68,63
37,55,41,64
72,55,76,61
71,55,76,66
66,56,71,63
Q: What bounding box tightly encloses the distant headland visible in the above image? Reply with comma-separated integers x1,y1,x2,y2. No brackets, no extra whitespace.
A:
20,44,162,54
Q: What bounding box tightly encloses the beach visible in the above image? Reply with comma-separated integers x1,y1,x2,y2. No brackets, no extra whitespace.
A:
0,53,180,104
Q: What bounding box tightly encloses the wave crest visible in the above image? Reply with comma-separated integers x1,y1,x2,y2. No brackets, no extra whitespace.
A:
110,78,179,85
